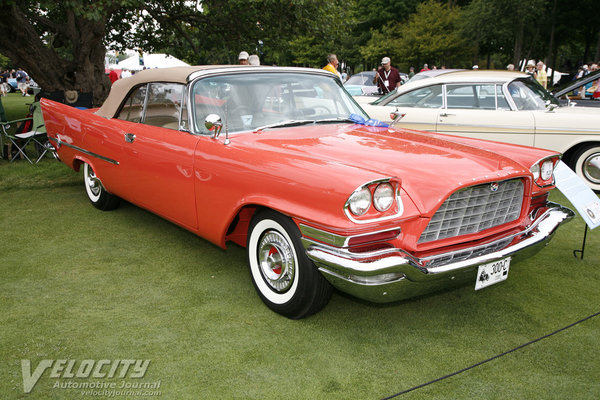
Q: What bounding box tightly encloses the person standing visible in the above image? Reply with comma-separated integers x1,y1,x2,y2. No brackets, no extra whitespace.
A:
373,57,401,94
322,54,341,78
248,54,260,66
407,66,415,79
238,51,249,65
0,70,9,96
525,60,536,77
108,68,119,84
15,68,30,96
536,61,547,89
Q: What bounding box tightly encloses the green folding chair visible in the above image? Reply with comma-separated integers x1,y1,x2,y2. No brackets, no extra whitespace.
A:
0,101,48,163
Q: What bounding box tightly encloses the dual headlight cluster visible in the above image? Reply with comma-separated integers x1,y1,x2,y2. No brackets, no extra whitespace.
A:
530,156,560,188
346,180,397,218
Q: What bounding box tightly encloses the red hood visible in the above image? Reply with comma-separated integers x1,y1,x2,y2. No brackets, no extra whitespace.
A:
240,123,531,213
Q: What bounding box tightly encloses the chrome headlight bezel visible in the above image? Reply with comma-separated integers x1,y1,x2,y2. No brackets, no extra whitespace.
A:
530,155,561,188
344,178,404,224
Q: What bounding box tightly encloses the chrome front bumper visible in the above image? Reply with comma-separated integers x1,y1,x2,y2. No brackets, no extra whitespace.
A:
300,203,574,303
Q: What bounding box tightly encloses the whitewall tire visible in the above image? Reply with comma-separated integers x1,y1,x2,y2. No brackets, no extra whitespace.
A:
570,144,600,193
83,162,120,210
247,210,332,319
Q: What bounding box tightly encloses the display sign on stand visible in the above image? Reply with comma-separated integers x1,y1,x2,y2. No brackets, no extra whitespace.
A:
553,161,600,259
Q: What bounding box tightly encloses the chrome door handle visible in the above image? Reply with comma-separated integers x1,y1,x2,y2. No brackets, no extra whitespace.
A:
124,133,136,143
439,112,454,117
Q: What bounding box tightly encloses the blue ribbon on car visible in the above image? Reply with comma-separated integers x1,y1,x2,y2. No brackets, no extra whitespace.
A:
349,113,389,128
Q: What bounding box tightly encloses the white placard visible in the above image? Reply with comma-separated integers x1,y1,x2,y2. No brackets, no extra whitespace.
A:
553,161,600,229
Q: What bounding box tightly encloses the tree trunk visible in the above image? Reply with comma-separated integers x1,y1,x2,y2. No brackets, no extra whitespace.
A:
546,0,557,66
513,21,524,66
595,31,600,62
0,4,112,105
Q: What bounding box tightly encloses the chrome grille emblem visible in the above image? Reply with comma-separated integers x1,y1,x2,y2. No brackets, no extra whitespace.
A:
490,182,499,192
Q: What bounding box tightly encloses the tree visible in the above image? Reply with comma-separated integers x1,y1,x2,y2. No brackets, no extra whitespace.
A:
0,0,139,103
367,0,472,71
0,0,350,103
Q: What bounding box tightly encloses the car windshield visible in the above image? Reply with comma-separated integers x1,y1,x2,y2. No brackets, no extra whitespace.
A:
370,88,398,105
507,78,559,110
344,72,375,86
192,72,368,134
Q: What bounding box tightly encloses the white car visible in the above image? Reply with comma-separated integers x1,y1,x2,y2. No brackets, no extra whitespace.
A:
359,70,600,191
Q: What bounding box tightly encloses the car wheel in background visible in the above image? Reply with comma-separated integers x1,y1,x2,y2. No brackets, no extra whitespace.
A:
247,210,332,319
570,144,600,193
83,162,121,210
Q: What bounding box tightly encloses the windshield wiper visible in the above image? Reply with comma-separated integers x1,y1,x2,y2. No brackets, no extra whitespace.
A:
254,119,316,132
312,117,356,124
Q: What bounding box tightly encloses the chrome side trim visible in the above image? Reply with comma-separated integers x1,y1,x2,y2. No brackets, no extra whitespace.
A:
436,122,531,131
299,224,402,248
534,126,600,134
48,137,120,165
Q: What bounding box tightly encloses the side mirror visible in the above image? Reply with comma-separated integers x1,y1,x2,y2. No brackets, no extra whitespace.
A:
205,114,223,139
545,100,558,112
390,108,406,122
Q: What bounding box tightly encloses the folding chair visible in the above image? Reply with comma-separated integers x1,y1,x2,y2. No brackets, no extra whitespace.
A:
0,101,47,163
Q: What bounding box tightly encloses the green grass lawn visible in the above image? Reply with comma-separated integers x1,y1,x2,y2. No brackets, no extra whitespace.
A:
1,97,599,399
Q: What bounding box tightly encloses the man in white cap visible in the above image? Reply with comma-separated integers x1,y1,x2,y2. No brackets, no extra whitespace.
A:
238,51,249,65
373,57,401,94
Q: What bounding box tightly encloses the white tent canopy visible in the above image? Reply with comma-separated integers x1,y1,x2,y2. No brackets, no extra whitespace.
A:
110,53,189,71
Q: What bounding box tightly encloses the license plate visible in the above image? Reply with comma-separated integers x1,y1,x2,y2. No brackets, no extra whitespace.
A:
475,257,511,290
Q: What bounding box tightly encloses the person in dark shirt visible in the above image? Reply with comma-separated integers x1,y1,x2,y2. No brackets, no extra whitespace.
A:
373,57,402,94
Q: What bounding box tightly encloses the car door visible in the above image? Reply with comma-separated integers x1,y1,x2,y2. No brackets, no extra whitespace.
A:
383,84,442,130
436,83,535,147
112,82,201,230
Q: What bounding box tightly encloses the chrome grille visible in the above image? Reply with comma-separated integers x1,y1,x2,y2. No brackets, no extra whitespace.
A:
419,179,524,243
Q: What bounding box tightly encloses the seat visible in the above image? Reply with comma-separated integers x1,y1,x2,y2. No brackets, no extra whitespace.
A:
0,101,48,163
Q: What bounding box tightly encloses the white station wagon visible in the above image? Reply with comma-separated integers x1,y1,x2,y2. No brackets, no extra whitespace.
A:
358,70,600,192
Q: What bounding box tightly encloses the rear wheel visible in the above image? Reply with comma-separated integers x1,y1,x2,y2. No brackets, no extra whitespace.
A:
569,144,600,193
83,162,120,210
247,210,332,319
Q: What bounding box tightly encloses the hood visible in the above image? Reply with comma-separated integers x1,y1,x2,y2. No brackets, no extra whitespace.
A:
552,69,600,97
241,123,530,213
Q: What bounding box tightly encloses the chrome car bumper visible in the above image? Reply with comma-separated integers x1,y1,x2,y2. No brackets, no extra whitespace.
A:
300,203,574,303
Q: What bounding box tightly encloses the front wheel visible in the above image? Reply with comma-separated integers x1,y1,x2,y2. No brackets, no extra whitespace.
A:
247,210,332,319
569,144,600,193
83,162,120,210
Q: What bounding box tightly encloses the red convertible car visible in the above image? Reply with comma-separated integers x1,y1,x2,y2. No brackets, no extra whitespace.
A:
41,66,573,318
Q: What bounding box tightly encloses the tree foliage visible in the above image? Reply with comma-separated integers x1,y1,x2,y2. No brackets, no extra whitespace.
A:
0,0,598,101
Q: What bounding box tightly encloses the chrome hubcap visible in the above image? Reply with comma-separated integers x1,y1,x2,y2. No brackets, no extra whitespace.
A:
86,167,101,196
583,153,600,184
258,230,295,292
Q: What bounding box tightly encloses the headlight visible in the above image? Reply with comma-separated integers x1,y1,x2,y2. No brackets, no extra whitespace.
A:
530,163,540,181
541,160,553,181
373,183,395,211
530,156,560,188
348,187,372,216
